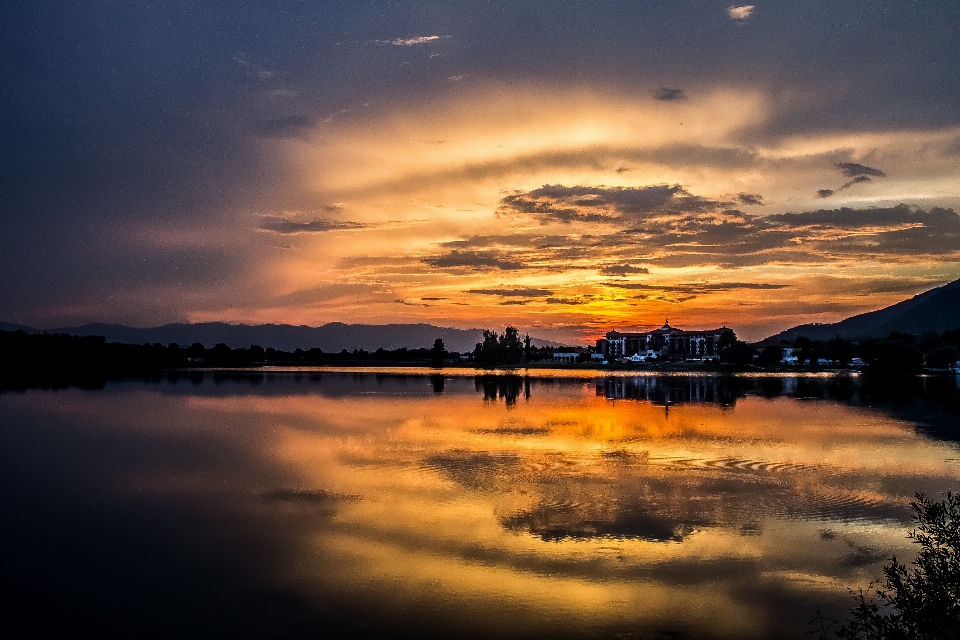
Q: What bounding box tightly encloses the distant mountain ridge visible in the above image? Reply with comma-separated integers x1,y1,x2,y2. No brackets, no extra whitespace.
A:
0,321,564,353
764,278,960,343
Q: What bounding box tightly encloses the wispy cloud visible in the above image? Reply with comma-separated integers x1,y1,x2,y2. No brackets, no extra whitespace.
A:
608,282,789,294
460,186,960,269
466,287,554,297
837,162,886,178
817,162,887,197
736,192,766,206
498,184,721,224
375,35,450,46
600,264,650,276
727,5,755,21
423,250,526,270
260,216,365,234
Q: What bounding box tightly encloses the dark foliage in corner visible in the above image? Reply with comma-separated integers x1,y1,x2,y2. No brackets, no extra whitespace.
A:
815,492,960,639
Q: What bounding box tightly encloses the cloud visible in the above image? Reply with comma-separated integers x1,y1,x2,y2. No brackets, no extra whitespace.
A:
600,264,650,276
466,287,553,297
464,185,960,270
500,300,529,305
836,162,886,178
498,184,722,224
375,35,450,46
727,5,755,21
654,88,687,102
259,217,366,234
545,297,587,305
817,162,887,197
736,193,766,206
836,175,874,192
420,297,448,301
607,282,790,294
423,250,526,270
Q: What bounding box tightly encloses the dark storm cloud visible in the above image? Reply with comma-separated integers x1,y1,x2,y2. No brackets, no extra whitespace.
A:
260,218,365,234
423,250,526,270
654,87,687,102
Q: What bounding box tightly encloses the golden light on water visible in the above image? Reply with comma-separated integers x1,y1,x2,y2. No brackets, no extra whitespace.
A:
7,371,960,637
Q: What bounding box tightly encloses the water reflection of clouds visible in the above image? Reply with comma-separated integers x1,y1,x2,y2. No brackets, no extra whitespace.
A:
7,373,959,639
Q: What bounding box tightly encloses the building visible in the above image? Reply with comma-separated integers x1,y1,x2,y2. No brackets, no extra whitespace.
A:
596,321,727,361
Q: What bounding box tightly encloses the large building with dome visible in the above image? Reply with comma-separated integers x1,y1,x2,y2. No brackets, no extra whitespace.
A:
596,321,729,361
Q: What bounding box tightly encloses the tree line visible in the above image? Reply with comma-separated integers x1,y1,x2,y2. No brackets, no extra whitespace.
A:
755,329,960,373
0,329,464,380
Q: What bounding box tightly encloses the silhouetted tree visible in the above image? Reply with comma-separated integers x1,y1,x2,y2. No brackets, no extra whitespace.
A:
430,338,446,367
927,343,959,369
499,326,524,364
718,329,754,366
474,329,500,364
756,346,784,367
794,336,815,365
826,336,857,367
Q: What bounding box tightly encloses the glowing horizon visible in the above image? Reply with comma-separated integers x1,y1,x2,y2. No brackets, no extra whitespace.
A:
2,4,958,344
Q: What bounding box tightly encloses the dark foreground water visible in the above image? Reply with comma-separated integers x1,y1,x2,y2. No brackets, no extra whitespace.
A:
2,369,959,639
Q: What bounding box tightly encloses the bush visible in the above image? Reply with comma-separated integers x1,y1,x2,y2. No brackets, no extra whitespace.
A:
819,492,960,639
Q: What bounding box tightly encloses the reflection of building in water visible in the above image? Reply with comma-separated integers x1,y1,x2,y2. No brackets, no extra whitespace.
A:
598,376,723,405
596,321,726,361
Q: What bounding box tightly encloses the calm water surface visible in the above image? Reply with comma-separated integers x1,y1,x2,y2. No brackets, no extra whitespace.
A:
3,370,959,639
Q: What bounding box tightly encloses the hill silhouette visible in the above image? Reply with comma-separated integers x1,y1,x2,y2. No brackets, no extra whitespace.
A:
2,321,564,353
765,278,960,343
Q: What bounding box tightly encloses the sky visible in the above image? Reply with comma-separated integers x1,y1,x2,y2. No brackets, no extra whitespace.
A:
2,1,959,343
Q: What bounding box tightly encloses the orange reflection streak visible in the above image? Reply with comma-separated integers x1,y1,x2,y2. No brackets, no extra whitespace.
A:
180,380,958,637
18,376,960,638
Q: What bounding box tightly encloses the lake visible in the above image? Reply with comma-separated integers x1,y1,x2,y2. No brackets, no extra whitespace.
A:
3,369,959,639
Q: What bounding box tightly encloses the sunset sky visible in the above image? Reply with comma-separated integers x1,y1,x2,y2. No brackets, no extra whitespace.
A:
2,2,959,343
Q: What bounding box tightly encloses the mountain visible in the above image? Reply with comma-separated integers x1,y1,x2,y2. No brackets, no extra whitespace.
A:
0,322,39,333
34,321,564,353
764,278,960,343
